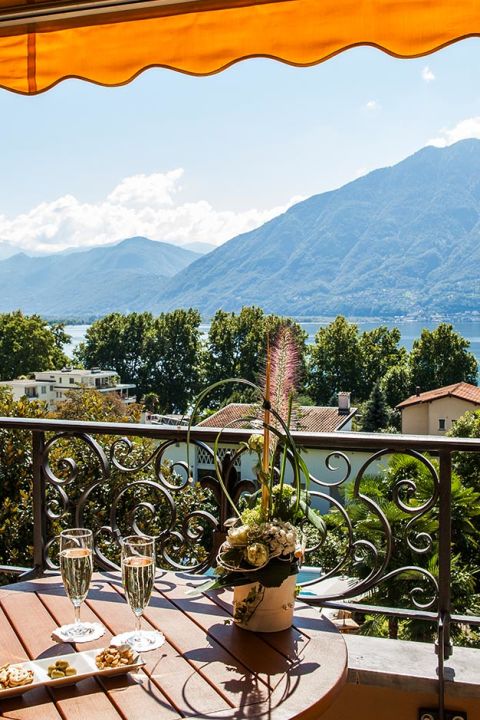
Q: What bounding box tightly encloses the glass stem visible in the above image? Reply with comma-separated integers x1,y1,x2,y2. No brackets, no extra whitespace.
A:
135,613,142,634
74,603,81,625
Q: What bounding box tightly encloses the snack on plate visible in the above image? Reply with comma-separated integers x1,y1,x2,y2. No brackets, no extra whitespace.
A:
0,663,34,689
95,645,135,669
47,659,77,679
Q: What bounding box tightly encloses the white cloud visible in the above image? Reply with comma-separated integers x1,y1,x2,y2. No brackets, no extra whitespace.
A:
427,116,480,148
106,169,183,207
365,100,380,111
0,171,303,255
422,65,435,83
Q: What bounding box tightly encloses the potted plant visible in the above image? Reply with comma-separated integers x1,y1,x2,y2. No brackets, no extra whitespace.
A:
188,327,326,632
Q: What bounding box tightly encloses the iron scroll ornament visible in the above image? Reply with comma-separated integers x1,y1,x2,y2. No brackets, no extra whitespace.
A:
40,428,439,609
299,447,439,611
41,431,219,573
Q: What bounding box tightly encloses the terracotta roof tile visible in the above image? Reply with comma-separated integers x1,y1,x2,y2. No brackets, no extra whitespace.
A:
397,382,480,409
197,403,356,432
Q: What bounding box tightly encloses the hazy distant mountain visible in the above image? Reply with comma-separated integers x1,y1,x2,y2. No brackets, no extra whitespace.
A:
180,241,216,254
0,236,200,316
0,242,21,261
154,139,480,317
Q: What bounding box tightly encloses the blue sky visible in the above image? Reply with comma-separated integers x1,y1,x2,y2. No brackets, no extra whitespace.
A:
1,37,480,253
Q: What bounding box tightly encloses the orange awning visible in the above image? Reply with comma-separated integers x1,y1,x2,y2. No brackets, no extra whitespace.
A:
1,0,480,94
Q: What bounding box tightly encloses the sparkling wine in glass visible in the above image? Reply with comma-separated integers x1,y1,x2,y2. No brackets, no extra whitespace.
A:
57,528,100,642
116,535,164,652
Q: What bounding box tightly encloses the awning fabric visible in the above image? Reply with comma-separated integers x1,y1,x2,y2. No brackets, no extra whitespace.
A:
1,0,480,94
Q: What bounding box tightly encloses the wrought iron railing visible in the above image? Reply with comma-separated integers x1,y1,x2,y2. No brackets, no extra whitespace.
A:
1,416,479,719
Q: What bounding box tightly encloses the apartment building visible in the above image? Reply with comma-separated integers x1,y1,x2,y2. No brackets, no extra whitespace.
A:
0,367,136,410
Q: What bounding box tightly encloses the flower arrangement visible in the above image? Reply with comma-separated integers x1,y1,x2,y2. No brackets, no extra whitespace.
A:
188,326,326,630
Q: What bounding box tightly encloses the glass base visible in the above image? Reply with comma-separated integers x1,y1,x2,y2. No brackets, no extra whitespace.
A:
111,629,165,653
52,621,105,644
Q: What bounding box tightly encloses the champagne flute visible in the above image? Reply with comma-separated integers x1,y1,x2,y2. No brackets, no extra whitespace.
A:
115,535,164,652
58,528,98,642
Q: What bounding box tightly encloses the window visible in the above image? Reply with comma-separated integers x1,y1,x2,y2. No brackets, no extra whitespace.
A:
41,386,46,394
50,385,54,391
438,418,446,431
196,446,241,470
58,377,62,383
70,378,75,384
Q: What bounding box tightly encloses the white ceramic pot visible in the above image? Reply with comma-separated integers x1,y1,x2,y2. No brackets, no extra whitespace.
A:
233,574,297,632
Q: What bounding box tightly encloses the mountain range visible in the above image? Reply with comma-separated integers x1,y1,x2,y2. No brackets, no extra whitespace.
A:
1,139,480,318
155,139,480,317
0,237,200,316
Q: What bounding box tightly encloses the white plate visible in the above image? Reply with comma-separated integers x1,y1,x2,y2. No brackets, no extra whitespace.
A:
0,647,145,700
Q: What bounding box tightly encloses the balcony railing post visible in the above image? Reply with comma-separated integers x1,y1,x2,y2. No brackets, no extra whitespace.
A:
437,449,452,720
32,430,47,576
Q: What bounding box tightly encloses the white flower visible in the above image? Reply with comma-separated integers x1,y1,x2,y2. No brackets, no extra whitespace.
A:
245,543,270,567
228,525,250,546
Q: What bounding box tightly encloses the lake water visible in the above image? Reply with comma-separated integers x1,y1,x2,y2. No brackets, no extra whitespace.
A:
63,319,480,367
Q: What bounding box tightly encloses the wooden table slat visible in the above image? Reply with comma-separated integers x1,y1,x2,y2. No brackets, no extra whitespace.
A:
111,581,273,708
87,580,232,718
155,579,302,693
202,586,312,663
0,605,62,720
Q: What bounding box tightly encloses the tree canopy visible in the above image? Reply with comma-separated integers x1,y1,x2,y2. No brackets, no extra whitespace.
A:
204,307,307,407
308,316,362,404
0,311,69,380
380,364,412,409
2,308,478,419
449,409,480,492
75,309,203,413
361,382,390,432
54,388,141,423
308,317,410,405
75,312,154,395
409,323,478,393
144,309,203,413
358,326,406,399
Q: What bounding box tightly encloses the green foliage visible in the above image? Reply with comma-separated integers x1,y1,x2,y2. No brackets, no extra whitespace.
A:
70,310,480,418
313,453,480,642
142,392,160,413
54,388,141,423
361,383,390,432
144,308,203,413
409,323,478,392
0,311,69,380
0,384,215,573
240,484,325,535
75,309,203,413
308,316,362,404
358,326,407,399
380,364,412,409
449,409,480,492
74,312,154,396
204,307,307,407
0,388,49,570
48,385,214,568
308,317,407,405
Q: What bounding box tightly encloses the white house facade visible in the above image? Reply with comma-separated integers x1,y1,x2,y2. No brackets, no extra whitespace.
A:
154,398,387,512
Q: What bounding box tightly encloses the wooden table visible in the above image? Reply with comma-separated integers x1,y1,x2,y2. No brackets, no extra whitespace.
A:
0,572,347,720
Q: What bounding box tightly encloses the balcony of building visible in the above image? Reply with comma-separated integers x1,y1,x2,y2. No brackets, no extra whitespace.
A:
0,415,479,718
